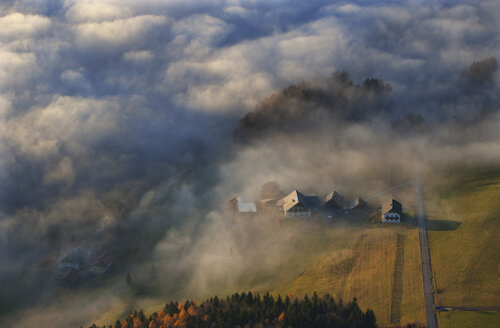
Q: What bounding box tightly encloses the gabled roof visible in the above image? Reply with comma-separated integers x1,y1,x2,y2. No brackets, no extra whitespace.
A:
282,190,319,212
59,249,82,264
350,197,367,209
325,190,344,204
91,252,112,269
382,199,402,215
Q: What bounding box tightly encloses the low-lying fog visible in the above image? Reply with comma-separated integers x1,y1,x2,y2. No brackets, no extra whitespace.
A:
0,1,499,327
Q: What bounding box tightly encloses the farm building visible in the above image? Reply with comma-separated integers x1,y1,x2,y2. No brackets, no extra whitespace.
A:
349,197,367,210
280,190,319,217
236,197,257,213
89,251,112,275
381,199,403,223
226,197,257,216
58,250,82,271
324,190,344,209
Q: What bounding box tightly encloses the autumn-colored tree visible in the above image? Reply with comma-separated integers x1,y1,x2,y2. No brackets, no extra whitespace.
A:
133,317,143,328
92,291,376,328
178,308,187,321
187,305,197,316
163,313,174,327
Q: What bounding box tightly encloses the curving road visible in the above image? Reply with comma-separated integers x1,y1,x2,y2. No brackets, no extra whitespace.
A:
415,159,438,328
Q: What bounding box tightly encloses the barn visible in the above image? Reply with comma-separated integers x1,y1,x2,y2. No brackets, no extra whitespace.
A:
280,190,319,217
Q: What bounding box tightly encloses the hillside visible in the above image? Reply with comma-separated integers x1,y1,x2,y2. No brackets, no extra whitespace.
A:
259,220,426,327
425,166,500,327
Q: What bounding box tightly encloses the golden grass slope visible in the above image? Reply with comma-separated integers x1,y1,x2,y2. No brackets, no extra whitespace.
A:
426,167,500,307
438,311,500,328
265,221,426,327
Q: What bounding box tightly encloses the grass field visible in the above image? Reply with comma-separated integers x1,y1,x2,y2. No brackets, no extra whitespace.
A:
426,167,500,309
236,217,428,327
438,311,500,328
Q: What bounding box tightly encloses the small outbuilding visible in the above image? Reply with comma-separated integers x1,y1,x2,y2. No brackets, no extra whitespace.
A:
236,197,257,213
381,199,403,223
227,196,257,216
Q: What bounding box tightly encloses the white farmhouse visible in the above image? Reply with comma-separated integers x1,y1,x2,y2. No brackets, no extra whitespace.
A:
382,199,403,223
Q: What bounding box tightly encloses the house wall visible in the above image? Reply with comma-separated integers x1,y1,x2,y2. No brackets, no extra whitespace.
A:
325,200,341,209
382,212,401,223
89,264,111,274
285,210,311,217
59,262,80,270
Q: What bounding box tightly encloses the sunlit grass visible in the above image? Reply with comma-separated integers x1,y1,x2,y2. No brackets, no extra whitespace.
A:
438,311,500,328
427,167,500,307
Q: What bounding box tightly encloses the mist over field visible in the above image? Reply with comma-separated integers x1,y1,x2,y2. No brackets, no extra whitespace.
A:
0,0,499,327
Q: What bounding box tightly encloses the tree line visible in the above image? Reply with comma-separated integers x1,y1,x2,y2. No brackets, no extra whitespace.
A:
86,292,379,328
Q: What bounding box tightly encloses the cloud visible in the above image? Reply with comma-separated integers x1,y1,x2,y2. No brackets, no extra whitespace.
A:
72,14,168,48
0,0,498,327
335,4,362,14
60,69,92,92
3,96,122,159
0,12,51,41
0,50,37,89
122,50,154,61
64,1,134,23
42,156,75,186
165,16,349,113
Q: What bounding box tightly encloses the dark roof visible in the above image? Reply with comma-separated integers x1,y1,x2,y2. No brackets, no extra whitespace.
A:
350,197,367,209
304,195,320,209
59,250,82,264
382,199,402,215
325,190,344,207
325,190,343,203
91,252,112,269
282,190,319,212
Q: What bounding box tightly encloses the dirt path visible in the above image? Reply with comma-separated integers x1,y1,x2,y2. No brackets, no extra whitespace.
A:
415,159,438,328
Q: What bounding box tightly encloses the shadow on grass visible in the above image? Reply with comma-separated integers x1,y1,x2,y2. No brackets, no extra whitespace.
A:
426,219,461,231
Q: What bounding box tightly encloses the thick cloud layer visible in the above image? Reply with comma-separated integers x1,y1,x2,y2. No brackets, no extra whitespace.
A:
0,1,499,327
